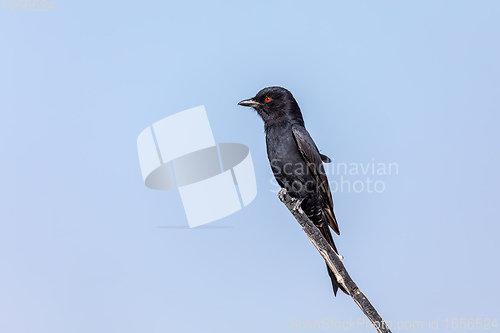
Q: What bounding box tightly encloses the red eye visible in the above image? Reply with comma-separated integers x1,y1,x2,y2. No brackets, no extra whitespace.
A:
265,97,271,103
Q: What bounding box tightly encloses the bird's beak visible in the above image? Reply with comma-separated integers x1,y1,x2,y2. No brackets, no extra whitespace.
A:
238,98,260,108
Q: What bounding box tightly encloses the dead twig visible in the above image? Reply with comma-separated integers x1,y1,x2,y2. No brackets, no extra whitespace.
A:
278,189,392,333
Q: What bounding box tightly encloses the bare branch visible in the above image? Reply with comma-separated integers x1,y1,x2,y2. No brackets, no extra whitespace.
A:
278,189,392,333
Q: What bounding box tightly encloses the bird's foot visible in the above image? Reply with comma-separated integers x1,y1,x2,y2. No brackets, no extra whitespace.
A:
278,188,286,201
278,188,303,212
292,198,304,212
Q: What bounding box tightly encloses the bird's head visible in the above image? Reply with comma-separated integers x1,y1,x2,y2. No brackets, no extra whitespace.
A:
238,86,304,124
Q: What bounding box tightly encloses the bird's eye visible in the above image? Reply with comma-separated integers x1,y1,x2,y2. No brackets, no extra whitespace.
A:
265,97,271,103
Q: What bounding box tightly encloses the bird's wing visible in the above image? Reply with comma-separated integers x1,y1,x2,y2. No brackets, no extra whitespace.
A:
291,125,340,235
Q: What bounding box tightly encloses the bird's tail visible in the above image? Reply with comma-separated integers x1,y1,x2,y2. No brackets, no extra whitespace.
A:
319,223,349,296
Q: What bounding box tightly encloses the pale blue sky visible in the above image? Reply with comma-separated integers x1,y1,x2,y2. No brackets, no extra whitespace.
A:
1,1,499,332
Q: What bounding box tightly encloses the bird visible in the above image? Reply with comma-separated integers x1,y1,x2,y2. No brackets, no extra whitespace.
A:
238,86,347,296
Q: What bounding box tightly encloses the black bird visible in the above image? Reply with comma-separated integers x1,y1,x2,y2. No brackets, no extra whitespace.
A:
238,86,347,296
